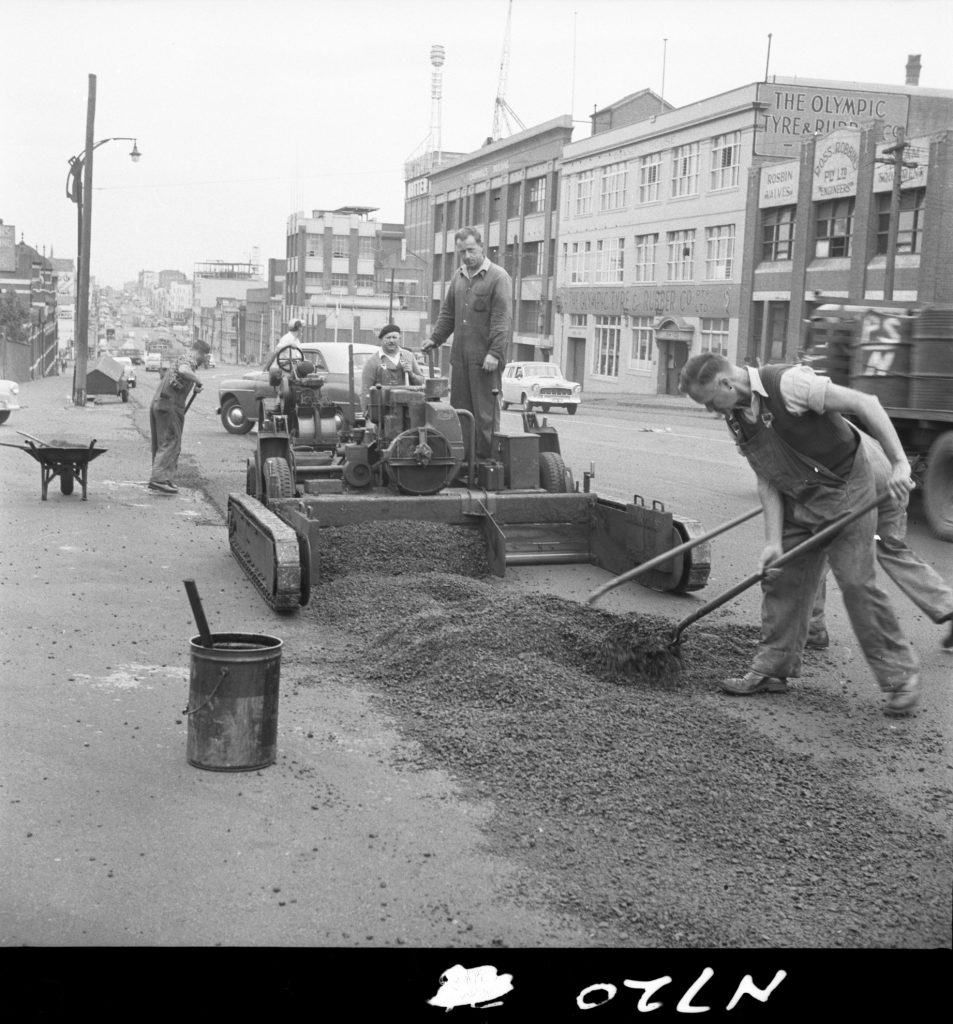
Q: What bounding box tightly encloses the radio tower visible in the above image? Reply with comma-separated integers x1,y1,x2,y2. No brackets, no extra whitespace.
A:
491,0,525,141
430,44,445,164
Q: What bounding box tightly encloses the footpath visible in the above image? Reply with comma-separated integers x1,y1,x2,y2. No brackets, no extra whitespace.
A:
0,369,600,952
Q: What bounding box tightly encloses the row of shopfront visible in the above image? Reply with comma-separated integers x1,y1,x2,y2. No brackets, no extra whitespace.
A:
419,76,951,397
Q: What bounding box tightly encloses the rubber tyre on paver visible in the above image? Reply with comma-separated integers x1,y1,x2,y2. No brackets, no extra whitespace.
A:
263,457,294,502
539,451,569,493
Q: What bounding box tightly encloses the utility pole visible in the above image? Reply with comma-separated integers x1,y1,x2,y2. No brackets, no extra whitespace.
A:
74,74,97,405
875,129,919,302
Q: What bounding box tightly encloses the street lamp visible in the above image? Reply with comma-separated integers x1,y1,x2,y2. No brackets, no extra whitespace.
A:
65,73,141,404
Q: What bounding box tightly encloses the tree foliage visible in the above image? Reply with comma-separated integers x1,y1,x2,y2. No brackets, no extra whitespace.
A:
0,289,29,343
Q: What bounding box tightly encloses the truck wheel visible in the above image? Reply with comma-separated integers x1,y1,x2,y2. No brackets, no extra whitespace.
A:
924,431,953,541
221,398,253,434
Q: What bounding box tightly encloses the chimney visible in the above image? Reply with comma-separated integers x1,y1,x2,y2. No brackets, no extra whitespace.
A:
905,54,921,86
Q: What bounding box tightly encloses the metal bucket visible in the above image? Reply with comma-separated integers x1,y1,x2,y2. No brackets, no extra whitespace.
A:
185,633,282,771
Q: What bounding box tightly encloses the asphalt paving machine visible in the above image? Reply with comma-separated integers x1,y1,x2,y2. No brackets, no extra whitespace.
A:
227,351,711,611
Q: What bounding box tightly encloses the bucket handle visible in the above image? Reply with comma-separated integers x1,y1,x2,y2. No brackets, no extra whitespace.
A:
183,666,229,716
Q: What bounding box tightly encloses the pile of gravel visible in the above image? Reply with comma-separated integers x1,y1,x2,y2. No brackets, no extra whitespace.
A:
299,568,951,948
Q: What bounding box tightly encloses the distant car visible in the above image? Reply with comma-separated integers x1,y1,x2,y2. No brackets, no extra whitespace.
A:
216,342,377,434
0,379,21,424
500,362,581,415
144,352,162,372
113,356,137,388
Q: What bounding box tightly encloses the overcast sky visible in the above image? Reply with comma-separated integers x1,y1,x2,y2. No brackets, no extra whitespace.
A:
3,0,950,288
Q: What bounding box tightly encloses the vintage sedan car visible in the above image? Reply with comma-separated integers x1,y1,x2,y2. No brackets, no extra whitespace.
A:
216,342,377,434
113,356,137,388
500,361,581,414
0,379,22,424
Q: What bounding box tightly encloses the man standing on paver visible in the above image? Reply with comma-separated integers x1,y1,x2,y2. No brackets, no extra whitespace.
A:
422,227,511,463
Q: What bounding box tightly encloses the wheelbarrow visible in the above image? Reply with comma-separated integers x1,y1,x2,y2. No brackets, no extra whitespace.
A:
0,431,108,500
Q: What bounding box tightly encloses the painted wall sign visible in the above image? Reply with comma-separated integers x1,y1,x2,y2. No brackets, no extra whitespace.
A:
759,161,800,208
557,284,738,318
873,136,930,192
755,83,908,157
405,177,429,199
811,129,861,201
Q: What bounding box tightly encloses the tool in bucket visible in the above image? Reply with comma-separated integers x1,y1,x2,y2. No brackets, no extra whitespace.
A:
585,505,763,606
180,579,283,771
667,490,889,650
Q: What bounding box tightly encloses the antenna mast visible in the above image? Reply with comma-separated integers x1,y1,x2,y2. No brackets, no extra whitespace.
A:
492,0,525,141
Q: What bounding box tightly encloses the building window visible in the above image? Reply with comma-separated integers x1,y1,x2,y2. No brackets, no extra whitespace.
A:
506,183,522,219
573,170,594,216
629,316,655,369
522,241,543,277
472,191,487,224
633,233,658,282
876,187,926,255
700,318,730,356
331,274,349,289
666,229,695,281
593,315,622,377
671,142,700,198
527,176,547,214
434,205,445,233
595,238,625,284
761,206,796,261
710,131,741,191
815,198,854,258
358,237,376,260
638,153,662,203
331,235,349,259
356,275,374,290
600,162,628,211
704,225,735,280
446,199,458,228
569,313,587,327
306,233,322,257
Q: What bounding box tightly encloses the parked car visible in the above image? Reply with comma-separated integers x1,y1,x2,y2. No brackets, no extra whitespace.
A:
144,352,162,372
113,356,137,388
500,362,581,414
0,379,22,424
216,342,377,434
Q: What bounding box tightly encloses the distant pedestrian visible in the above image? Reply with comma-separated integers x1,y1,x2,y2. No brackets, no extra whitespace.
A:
148,342,208,495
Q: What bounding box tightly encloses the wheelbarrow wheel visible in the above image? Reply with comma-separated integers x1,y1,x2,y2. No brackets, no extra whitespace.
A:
60,472,75,496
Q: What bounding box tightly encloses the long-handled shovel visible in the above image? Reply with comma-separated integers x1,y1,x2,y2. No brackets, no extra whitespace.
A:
667,490,889,650
585,505,764,606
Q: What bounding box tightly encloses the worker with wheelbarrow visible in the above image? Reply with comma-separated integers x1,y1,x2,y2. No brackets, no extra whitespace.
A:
149,341,208,495
679,353,920,717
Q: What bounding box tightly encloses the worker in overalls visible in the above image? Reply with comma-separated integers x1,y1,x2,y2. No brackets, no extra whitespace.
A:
148,342,207,495
679,352,920,716
422,226,511,463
